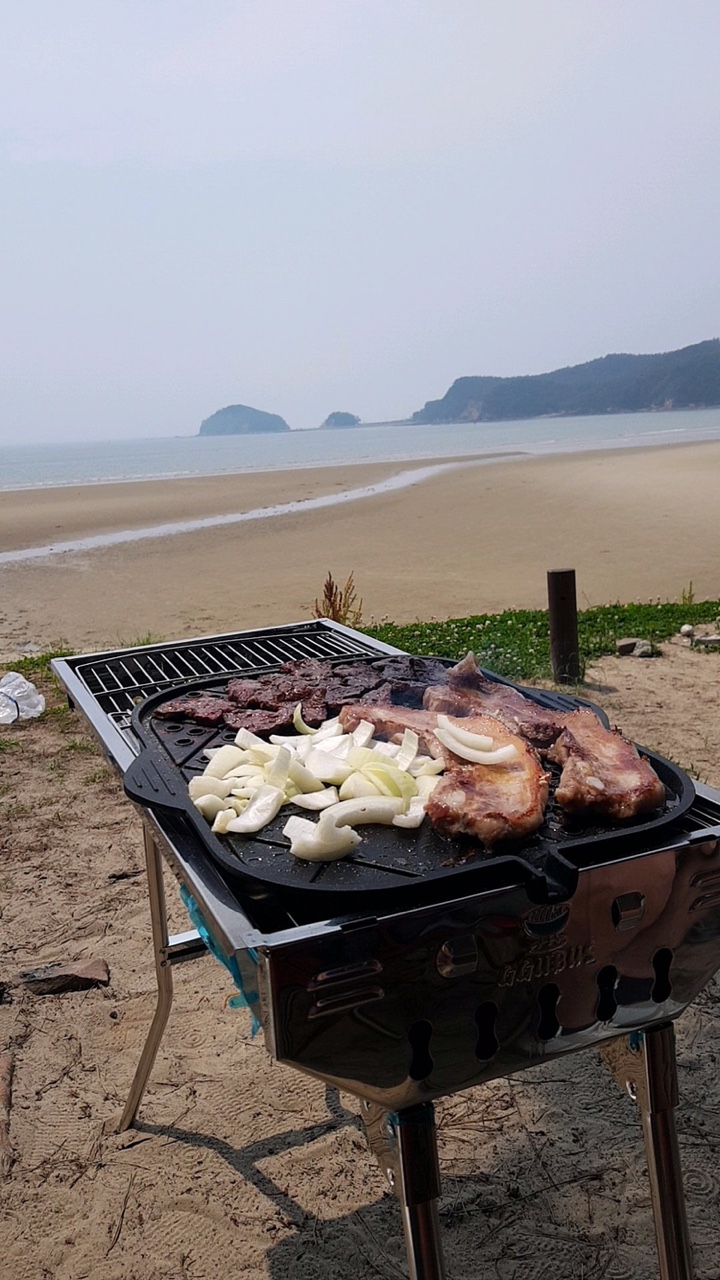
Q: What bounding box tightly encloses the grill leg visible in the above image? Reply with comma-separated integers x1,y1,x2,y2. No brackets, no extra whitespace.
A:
362,1100,446,1280
601,1025,694,1280
640,1024,695,1280
117,825,174,1132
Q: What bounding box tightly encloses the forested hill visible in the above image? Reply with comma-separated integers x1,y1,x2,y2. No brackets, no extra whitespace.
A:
198,404,290,435
411,340,720,424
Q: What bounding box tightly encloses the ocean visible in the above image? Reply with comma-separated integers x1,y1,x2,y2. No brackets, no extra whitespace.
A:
2,407,720,492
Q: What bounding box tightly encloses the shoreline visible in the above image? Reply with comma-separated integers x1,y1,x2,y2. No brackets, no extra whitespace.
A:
2,408,719,496
1,439,720,654
0,457,522,562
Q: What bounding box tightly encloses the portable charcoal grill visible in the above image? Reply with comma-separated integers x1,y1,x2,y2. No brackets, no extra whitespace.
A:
53,619,720,1280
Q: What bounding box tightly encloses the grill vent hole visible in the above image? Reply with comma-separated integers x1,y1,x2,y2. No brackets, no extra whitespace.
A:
596,965,618,1022
651,948,673,1003
537,984,560,1041
407,1020,433,1081
474,1002,499,1060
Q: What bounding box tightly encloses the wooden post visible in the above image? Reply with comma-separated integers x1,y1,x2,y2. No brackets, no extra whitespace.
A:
547,569,581,684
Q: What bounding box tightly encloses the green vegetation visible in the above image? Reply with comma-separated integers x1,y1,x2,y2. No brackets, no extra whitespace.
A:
11,648,72,682
412,339,720,424
198,404,290,435
319,411,361,429
364,599,720,683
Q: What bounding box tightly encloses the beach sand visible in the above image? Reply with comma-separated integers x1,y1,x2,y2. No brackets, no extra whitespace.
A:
1,638,720,1279
1,441,719,655
2,442,720,1277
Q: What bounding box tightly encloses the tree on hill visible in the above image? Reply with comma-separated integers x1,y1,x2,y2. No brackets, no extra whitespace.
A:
319,411,361,429
411,339,720,424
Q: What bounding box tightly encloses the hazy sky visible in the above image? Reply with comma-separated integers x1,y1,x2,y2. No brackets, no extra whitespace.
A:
2,2,719,444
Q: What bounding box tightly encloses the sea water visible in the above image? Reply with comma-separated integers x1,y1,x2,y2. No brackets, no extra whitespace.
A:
2,407,720,492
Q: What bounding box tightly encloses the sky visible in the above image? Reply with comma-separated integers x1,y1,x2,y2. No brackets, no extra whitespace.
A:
1,1,719,444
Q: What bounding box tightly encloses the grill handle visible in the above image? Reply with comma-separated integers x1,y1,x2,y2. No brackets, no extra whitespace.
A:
123,748,190,813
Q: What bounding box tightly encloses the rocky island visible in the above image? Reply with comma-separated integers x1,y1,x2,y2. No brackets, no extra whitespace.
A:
319,411,361,429
198,404,291,436
411,339,720,424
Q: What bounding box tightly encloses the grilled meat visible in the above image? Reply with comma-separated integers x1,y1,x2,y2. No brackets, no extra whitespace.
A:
338,704,445,756
426,653,666,821
154,695,232,725
154,660,432,734
223,705,297,734
339,703,549,845
547,710,667,820
424,654,563,746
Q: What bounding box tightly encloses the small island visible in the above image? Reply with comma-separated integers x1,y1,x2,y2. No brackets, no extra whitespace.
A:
198,404,291,436
411,339,720,424
319,411,361,429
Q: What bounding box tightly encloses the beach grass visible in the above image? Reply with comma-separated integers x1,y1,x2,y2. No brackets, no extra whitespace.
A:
364,599,720,682
6,598,718,698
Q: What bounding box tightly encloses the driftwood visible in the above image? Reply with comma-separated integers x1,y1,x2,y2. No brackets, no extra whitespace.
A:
0,1051,14,1177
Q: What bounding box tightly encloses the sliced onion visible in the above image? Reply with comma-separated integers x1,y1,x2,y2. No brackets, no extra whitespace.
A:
338,771,383,801
311,717,342,741
396,729,419,772
289,787,340,810
283,814,361,861
392,796,428,829
409,755,445,777
212,807,241,834
203,745,248,779
416,774,441,799
287,757,325,793
193,793,228,820
264,745,292,790
303,747,354,785
436,714,493,751
292,702,318,735
361,762,417,805
224,763,264,780
225,785,285,833
351,720,375,748
434,727,518,765
188,775,233,800
318,796,404,829
312,733,352,758
234,727,270,749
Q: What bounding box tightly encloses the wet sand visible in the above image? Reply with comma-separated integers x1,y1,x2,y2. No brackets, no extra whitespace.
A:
1,442,718,654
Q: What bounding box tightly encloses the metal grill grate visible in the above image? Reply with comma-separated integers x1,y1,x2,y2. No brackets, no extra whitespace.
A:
67,621,388,736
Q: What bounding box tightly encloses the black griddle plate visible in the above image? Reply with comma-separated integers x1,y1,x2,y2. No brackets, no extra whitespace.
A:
123,659,695,910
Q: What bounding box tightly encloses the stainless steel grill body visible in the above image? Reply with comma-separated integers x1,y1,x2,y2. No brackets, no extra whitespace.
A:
53,619,720,1280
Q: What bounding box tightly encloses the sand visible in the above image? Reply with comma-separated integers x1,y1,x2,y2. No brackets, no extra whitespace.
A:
1,441,719,656
1,641,720,1279
2,441,720,1278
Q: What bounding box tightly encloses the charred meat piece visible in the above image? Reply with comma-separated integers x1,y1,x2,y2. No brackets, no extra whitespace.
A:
371,656,452,686
424,653,563,746
339,703,549,845
226,682,283,711
154,695,233,725
430,653,666,822
339,703,445,756
547,710,667,821
296,692,328,725
228,670,328,711
324,673,383,711
222,704,297,734
279,658,334,683
326,680,389,711
426,713,549,845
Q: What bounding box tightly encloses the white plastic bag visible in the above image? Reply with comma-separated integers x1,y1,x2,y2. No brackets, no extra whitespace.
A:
0,672,45,725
